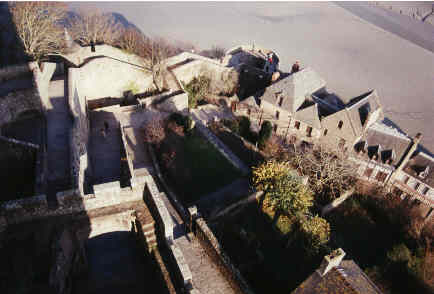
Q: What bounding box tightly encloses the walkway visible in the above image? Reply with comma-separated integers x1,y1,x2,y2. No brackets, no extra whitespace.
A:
89,110,121,185
46,80,73,197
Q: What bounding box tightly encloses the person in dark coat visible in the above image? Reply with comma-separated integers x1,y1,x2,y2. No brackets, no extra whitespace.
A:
291,61,300,73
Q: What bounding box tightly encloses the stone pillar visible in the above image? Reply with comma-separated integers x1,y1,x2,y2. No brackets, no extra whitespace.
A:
317,248,346,277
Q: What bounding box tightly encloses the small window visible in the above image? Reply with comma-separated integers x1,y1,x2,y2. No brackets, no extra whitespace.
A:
278,96,284,107
273,124,278,133
247,108,251,116
323,129,328,136
294,121,300,130
306,126,312,137
414,182,420,191
276,111,280,119
289,135,297,144
338,120,343,129
404,175,410,184
422,187,429,195
375,171,388,183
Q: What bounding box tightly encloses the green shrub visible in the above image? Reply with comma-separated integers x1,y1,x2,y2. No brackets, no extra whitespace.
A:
223,119,240,134
239,116,251,137
183,76,211,109
169,112,194,133
258,120,273,149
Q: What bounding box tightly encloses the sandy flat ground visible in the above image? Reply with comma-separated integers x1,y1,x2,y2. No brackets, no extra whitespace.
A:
70,2,434,152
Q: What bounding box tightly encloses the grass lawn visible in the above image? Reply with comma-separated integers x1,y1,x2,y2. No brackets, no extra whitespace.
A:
208,121,265,167
158,122,242,205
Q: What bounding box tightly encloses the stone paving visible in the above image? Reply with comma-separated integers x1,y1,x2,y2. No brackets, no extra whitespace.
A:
89,110,121,185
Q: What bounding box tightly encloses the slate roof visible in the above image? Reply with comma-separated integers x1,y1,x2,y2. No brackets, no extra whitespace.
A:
260,67,326,113
294,260,382,294
345,90,383,136
404,151,434,187
356,122,412,165
294,103,322,129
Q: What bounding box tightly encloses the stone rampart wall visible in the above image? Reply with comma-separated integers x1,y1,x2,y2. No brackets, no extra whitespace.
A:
142,174,197,293
171,59,238,96
192,213,255,294
68,68,91,194
0,87,42,126
0,63,32,82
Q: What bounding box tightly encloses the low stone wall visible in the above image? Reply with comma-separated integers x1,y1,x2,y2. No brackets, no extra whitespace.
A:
0,88,43,126
0,63,32,83
142,174,197,293
191,211,255,294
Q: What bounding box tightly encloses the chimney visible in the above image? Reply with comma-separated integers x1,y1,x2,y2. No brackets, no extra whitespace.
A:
317,248,346,277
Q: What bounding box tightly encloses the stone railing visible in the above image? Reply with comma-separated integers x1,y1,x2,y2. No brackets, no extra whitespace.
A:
143,175,197,293
119,122,135,180
190,207,255,294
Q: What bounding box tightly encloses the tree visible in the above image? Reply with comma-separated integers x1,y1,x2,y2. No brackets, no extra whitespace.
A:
142,37,179,92
288,147,356,203
143,119,165,146
183,76,211,109
258,120,273,149
70,9,122,46
267,174,314,218
117,27,146,56
252,160,293,192
9,2,67,61
299,215,331,254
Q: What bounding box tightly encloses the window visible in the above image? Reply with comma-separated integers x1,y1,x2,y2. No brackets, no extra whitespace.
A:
273,124,278,133
364,168,374,178
294,121,300,130
306,126,312,137
276,111,280,119
414,182,420,191
279,96,284,107
289,135,297,144
404,175,410,184
376,171,388,183
422,187,429,195
338,120,343,129
247,108,251,116
323,129,328,136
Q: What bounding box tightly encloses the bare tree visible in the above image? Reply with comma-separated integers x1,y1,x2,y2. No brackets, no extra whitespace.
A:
143,119,165,146
70,9,122,46
142,37,178,92
117,27,146,56
288,147,357,203
9,2,67,61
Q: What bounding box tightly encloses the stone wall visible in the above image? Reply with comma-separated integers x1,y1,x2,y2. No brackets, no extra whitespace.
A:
191,211,255,294
62,45,154,100
0,87,42,126
68,68,91,194
171,59,238,96
0,63,32,82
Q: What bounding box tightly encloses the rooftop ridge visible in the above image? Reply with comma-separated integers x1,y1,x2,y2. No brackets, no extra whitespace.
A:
370,122,410,140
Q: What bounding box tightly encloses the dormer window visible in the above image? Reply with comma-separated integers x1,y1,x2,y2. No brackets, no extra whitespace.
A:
419,166,430,179
338,120,343,129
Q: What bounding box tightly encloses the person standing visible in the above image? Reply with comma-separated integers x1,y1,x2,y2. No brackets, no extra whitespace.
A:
291,61,300,73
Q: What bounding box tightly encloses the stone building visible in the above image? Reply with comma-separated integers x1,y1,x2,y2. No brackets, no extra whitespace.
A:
294,249,383,294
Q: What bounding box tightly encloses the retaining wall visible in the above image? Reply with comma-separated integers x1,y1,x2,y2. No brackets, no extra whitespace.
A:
0,63,32,83
191,211,255,294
